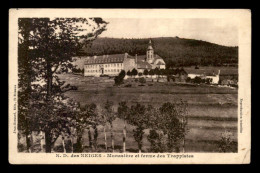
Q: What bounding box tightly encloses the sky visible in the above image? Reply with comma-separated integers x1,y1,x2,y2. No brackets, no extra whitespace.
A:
100,18,238,47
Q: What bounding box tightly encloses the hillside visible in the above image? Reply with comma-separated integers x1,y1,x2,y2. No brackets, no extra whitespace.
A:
77,37,238,67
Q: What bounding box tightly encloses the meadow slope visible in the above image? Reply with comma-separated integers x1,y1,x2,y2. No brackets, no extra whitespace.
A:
54,73,238,153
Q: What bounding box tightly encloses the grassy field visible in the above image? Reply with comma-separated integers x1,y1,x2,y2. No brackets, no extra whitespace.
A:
19,70,238,153
50,72,238,153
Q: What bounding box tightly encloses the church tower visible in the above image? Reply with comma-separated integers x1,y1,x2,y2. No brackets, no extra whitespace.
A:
146,39,154,63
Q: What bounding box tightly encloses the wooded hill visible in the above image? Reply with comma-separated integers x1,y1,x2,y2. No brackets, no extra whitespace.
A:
78,37,238,68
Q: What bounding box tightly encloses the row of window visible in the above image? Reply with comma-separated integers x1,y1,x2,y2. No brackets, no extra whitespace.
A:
104,63,122,68
86,69,121,73
86,63,123,68
105,69,120,72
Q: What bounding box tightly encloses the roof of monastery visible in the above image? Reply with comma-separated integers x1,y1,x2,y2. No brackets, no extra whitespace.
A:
137,60,153,69
84,53,165,68
156,61,165,65
137,54,165,65
84,54,130,65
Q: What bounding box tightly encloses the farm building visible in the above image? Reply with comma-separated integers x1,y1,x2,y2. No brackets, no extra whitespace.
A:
83,39,166,77
186,68,221,84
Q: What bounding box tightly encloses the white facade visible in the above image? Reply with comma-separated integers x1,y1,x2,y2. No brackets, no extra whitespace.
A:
84,62,124,77
187,70,221,84
83,40,166,77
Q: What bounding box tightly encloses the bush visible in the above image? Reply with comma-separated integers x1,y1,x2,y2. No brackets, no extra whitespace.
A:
193,76,202,84
147,130,166,152
218,131,237,153
205,78,212,84
71,86,78,90
143,69,149,76
114,70,126,86
114,76,124,86
138,72,143,77
186,77,191,83
148,69,155,76
167,76,175,82
167,75,171,82
131,68,138,76
100,74,109,77
139,77,146,84
72,67,83,74
127,70,132,76
124,84,132,87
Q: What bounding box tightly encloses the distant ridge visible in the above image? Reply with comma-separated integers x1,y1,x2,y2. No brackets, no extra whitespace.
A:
78,37,238,67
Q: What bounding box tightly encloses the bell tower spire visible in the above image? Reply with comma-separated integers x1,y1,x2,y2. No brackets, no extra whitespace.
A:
146,39,154,63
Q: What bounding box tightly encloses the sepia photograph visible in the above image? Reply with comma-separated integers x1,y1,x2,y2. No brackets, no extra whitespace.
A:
8,9,251,164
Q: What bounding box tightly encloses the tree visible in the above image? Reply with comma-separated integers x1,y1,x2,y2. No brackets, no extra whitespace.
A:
154,68,160,81
114,70,126,86
139,77,146,84
119,70,126,79
218,131,236,153
82,103,99,151
69,102,85,153
146,105,166,152
163,69,169,76
103,100,116,152
158,101,188,152
147,129,166,152
131,68,138,77
186,77,191,83
118,102,130,152
160,69,166,76
143,69,149,76
194,76,202,84
148,69,155,76
128,103,148,153
126,70,132,76
205,78,213,84
18,18,38,152
18,18,107,153
154,67,160,76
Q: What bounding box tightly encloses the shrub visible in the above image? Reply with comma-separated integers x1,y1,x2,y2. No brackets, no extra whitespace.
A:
114,76,124,86
218,131,236,153
71,86,78,90
114,70,126,86
138,72,143,77
124,84,132,87
186,77,191,83
193,76,202,84
139,77,146,84
205,78,212,84
154,67,160,75
143,69,149,76
148,69,155,76
72,67,83,74
147,130,166,152
119,70,126,79
131,68,138,76
167,75,170,82
126,70,132,76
